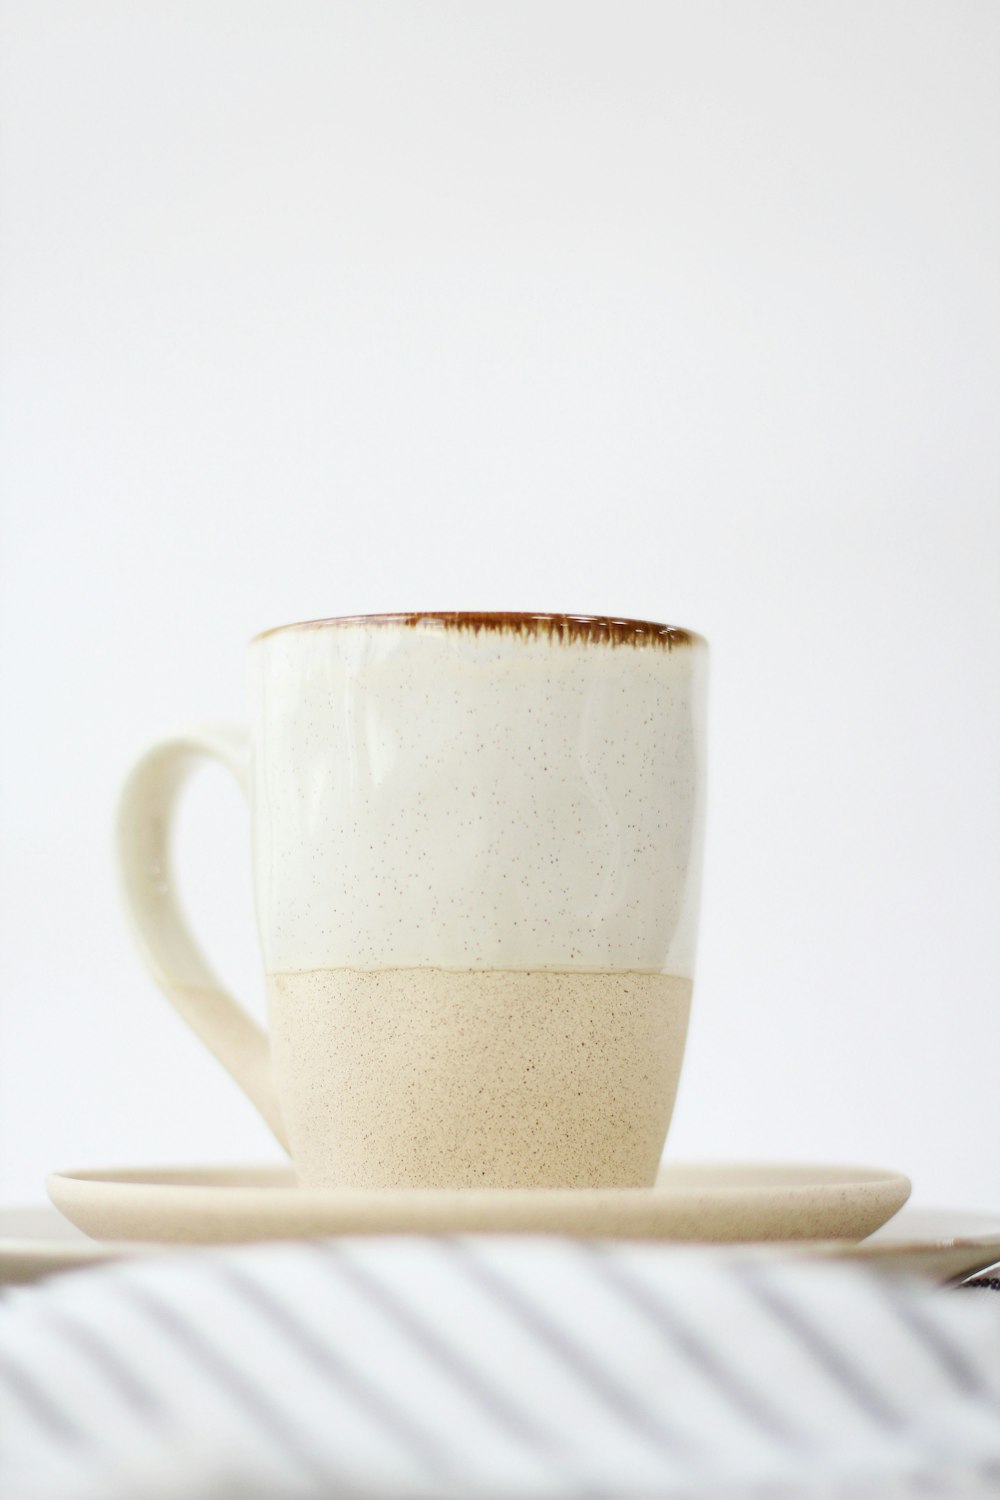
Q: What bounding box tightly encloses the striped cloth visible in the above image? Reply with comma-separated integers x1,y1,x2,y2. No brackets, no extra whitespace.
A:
3,1235,1000,1499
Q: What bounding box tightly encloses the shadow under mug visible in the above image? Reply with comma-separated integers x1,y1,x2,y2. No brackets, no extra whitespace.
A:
118,611,708,1189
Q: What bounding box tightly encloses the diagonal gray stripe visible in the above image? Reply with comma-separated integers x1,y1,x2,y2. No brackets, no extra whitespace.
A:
0,1348,87,1446
443,1238,698,1460
312,1242,559,1454
116,1279,334,1487
876,1278,1000,1404
220,1261,454,1481
580,1241,805,1449
736,1263,907,1433
44,1310,163,1420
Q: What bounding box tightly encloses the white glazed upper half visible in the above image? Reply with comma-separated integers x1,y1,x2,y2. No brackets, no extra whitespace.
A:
249,615,707,976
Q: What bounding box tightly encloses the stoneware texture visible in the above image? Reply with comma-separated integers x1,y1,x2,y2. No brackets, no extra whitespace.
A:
46,1162,911,1248
268,969,692,1189
118,613,709,1189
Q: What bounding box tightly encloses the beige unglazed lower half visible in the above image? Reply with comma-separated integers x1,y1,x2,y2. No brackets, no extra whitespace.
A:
266,968,692,1189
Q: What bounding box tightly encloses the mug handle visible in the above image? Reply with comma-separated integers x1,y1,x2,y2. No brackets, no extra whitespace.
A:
116,725,289,1151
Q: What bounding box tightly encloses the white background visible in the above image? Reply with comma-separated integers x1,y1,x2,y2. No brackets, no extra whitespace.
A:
1,2,998,1211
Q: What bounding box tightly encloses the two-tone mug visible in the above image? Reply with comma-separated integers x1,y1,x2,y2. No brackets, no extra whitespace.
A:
118,612,708,1189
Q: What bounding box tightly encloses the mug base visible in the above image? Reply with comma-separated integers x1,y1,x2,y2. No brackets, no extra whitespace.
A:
268,967,692,1191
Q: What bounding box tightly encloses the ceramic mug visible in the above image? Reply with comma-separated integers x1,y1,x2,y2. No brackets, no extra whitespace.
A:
118,611,708,1189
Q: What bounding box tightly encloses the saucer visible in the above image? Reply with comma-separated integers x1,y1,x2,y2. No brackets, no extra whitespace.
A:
47,1161,910,1247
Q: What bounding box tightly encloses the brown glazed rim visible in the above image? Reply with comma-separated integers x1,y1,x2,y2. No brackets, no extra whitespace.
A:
253,612,705,649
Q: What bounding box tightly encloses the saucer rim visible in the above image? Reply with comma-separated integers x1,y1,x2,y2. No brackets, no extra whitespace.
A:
45,1158,912,1258
48,1158,913,1200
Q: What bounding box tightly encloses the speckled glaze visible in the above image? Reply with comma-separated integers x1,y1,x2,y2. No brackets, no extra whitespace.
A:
118,612,708,1189
250,614,707,974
